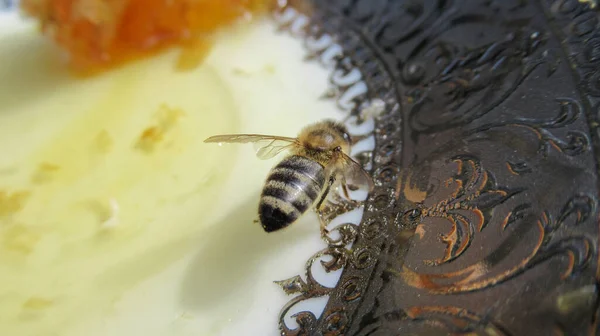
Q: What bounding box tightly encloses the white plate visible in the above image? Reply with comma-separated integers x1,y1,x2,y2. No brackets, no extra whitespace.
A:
0,4,373,336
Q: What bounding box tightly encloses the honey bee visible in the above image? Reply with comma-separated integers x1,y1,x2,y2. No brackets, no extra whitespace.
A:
204,119,374,233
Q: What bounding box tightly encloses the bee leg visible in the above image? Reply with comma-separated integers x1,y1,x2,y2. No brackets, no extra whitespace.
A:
339,175,361,208
341,180,351,200
316,176,336,211
319,192,362,225
316,176,336,237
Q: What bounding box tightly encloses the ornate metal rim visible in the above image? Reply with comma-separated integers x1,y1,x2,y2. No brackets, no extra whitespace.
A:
270,1,600,335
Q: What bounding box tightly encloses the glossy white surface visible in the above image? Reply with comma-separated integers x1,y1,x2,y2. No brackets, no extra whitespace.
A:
0,7,375,336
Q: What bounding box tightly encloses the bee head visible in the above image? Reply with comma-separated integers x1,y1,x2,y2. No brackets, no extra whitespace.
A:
300,119,352,153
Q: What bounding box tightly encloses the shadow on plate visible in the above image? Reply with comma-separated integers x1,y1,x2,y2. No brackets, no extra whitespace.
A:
179,195,313,311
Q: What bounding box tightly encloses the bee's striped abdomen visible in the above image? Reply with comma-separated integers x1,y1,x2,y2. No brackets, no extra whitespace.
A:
259,155,326,232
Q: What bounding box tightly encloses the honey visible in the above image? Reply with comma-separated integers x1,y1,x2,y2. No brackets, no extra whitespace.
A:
20,0,275,74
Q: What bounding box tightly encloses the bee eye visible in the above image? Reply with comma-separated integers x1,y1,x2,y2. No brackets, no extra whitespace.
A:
343,132,351,142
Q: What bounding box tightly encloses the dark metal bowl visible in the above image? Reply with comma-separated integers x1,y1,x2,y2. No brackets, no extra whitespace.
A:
273,1,600,335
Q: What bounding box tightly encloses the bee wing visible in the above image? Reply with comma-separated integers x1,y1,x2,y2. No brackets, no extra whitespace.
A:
253,139,299,160
204,134,299,160
338,153,374,192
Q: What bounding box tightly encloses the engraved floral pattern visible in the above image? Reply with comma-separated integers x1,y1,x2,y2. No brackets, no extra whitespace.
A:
272,0,600,335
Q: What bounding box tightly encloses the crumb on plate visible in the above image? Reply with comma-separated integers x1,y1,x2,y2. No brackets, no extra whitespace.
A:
135,104,185,153
0,190,31,217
